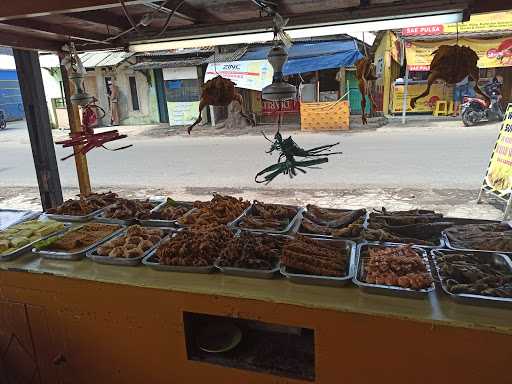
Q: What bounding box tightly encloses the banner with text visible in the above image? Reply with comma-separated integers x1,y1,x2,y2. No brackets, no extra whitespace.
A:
405,37,512,71
205,60,273,91
402,11,512,36
483,104,512,194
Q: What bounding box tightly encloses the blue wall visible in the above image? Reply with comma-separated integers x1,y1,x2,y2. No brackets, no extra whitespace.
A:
0,69,25,121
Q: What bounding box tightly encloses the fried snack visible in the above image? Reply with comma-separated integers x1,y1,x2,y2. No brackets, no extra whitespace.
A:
282,236,348,277
47,192,118,216
155,225,234,266
362,228,435,246
96,225,165,258
363,245,432,290
149,200,192,221
102,198,157,220
369,208,443,226
178,194,250,229
444,223,512,252
45,223,120,253
437,252,512,298
238,201,298,231
218,232,285,270
0,220,65,255
300,206,366,237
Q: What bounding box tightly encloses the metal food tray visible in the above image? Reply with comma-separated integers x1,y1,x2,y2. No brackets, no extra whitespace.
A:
229,204,304,235
214,232,289,279
138,200,194,227
353,243,435,298
142,248,217,273
0,209,41,230
0,223,71,262
442,232,512,255
44,205,112,223
86,227,177,266
431,249,512,308
94,200,162,226
280,238,356,287
33,224,124,261
297,207,367,241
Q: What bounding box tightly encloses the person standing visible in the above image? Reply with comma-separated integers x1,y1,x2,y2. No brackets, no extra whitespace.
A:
452,76,475,117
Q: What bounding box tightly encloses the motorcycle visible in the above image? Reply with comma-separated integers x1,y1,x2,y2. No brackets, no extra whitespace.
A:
461,84,504,126
0,110,6,130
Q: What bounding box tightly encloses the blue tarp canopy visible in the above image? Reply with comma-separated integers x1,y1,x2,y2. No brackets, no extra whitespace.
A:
240,40,363,76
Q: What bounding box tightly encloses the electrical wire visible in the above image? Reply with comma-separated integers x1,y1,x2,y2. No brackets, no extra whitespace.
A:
120,0,139,32
156,0,187,37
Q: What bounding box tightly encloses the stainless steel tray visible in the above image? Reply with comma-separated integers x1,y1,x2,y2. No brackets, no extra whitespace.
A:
94,200,162,226
229,204,303,235
138,200,193,227
297,207,367,240
0,223,70,262
33,224,124,261
44,205,111,223
142,248,217,273
442,232,512,255
280,238,356,287
0,209,40,230
353,243,435,298
86,227,177,266
431,249,512,308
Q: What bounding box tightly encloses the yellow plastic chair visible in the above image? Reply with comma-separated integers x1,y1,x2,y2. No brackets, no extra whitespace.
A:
447,101,454,115
433,100,448,116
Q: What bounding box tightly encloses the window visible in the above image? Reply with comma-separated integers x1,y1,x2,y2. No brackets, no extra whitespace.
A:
164,79,200,102
129,76,140,111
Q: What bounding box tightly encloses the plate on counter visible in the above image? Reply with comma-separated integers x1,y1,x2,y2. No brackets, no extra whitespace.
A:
33,222,124,261
280,237,355,287
353,243,435,298
431,248,512,308
86,225,177,266
94,198,163,226
229,202,303,235
138,199,194,227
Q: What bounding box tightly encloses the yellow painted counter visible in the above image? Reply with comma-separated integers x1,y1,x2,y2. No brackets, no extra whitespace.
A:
0,251,510,383
392,81,454,114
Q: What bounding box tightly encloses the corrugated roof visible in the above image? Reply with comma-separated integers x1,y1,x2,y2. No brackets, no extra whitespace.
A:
80,51,133,67
202,46,248,63
130,58,206,70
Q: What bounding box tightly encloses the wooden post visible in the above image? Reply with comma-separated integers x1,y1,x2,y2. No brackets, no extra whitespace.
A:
60,60,92,196
13,49,63,210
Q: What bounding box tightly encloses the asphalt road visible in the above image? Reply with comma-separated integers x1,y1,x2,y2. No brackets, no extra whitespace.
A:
0,119,500,191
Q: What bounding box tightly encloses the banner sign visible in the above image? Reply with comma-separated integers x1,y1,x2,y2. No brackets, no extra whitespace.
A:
482,104,512,194
405,37,512,70
262,100,299,115
167,101,199,126
205,60,273,91
402,11,512,36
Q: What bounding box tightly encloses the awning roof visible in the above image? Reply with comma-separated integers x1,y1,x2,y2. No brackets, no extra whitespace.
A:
240,40,363,75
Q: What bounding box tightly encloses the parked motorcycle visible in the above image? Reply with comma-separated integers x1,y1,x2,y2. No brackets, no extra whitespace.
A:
461,82,504,126
0,110,6,130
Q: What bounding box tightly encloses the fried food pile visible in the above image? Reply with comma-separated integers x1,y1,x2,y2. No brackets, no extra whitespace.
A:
149,199,192,221
444,223,512,252
96,225,165,258
103,199,157,220
437,252,512,298
47,192,119,216
0,220,65,255
365,208,450,246
44,223,120,252
300,205,365,238
218,232,286,270
155,225,234,267
282,236,348,277
178,194,250,229
364,245,433,290
238,201,298,231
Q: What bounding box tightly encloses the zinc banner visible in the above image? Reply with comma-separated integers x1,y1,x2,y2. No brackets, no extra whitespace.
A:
482,104,512,195
204,60,273,91
405,37,512,70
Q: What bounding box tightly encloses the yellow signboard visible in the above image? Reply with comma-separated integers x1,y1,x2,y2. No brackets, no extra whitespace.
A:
392,83,453,113
406,37,512,70
402,11,512,36
483,105,512,194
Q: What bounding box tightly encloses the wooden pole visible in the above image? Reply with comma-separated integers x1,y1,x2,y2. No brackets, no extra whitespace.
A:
13,49,63,210
60,60,92,196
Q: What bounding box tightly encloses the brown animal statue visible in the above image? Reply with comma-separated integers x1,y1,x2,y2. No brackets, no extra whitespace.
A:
187,75,255,134
355,57,377,125
410,45,489,109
